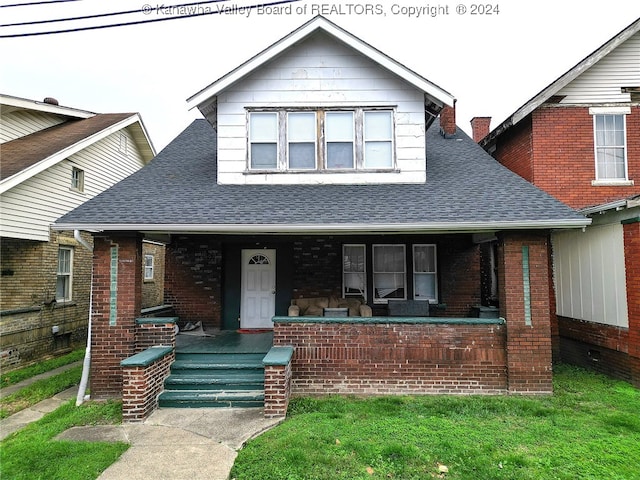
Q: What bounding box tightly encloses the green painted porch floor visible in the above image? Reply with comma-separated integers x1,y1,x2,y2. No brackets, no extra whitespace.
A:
175,330,274,354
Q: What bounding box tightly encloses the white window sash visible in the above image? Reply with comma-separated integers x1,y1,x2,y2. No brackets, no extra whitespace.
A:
592,113,628,181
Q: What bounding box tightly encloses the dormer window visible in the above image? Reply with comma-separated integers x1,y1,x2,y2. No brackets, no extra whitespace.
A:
248,107,395,172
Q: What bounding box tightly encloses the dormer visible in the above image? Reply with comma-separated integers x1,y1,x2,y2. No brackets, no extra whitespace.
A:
187,16,454,185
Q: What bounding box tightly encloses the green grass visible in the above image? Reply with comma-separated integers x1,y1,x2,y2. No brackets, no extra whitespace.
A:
0,366,83,419
1,349,85,388
0,400,128,480
231,365,640,480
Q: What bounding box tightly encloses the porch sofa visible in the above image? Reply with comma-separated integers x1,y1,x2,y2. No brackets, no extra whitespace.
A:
288,296,372,317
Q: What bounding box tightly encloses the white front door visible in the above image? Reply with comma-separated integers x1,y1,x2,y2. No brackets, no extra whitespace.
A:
240,249,276,329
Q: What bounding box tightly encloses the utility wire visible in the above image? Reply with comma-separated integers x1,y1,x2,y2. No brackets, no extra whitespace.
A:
0,0,300,38
0,0,228,27
1,0,84,8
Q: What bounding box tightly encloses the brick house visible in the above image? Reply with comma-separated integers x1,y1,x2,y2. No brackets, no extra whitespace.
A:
473,18,640,387
0,93,157,370
53,16,590,419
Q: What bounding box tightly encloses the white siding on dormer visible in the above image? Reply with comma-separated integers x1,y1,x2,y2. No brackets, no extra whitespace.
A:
0,110,67,143
557,32,640,104
0,128,145,241
216,33,428,185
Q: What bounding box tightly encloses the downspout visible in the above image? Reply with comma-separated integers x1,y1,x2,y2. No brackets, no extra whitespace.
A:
74,230,92,406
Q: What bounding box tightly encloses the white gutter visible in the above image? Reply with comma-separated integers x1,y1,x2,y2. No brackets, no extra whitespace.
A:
74,230,92,406
53,219,591,234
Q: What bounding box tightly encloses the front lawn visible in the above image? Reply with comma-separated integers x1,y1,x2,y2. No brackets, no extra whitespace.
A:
231,365,640,480
0,400,127,480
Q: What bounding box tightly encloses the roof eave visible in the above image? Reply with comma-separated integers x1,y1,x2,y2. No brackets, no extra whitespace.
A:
0,114,150,193
482,17,640,146
52,219,591,235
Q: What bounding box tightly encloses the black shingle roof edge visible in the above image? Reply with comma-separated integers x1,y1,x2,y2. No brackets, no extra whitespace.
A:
53,118,589,232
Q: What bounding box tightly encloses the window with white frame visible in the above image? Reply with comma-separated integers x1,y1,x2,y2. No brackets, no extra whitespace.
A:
413,244,437,302
71,167,84,192
593,113,627,180
248,108,394,172
249,112,278,169
288,112,317,169
364,111,393,169
56,247,73,301
144,254,154,281
373,244,406,303
343,244,366,299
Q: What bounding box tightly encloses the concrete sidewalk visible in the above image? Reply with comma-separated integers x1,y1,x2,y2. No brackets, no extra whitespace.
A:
1,362,283,479
0,360,82,441
58,407,283,480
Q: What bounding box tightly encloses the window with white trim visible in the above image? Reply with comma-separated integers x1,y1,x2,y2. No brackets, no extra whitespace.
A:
373,244,406,303
593,114,627,181
343,244,366,299
413,244,437,302
71,167,84,192
248,108,394,172
144,254,154,281
56,247,73,301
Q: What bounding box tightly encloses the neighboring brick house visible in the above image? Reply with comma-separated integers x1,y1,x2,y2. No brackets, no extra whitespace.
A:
0,93,157,370
53,16,589,415
474,18,640,387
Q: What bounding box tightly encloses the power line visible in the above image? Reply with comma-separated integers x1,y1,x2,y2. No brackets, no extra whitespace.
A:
0,0,228,27
1,0,84,8
0,0,301,38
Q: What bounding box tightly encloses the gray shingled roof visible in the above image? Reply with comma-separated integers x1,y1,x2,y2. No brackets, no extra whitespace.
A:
54,119,588,232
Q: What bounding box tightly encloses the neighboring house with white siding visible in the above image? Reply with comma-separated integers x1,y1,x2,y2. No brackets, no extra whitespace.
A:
473,17,640,387
0,93,156,370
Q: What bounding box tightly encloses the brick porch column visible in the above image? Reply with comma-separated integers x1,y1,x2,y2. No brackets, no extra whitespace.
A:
90,233,143,400
498,232,553,394
623,218,640,388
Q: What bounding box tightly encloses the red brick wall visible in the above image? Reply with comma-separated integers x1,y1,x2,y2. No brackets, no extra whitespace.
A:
494,117,534,182
558,316,631,381
273,321,507,395
135,322,176,352
164,235,223,329
90,234,142,400
264,361,293,417
122,352,174,422
498,232,553,393
624,220,640,387
531,106,639,209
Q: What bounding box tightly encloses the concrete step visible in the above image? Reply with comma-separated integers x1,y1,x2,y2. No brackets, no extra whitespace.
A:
164,371,264,391
158,390,265,408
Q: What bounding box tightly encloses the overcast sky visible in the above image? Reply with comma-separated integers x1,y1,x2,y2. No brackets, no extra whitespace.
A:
1,0,639,152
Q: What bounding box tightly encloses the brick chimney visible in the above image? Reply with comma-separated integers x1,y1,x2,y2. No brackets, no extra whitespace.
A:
470,116,492,143
439,104,456,136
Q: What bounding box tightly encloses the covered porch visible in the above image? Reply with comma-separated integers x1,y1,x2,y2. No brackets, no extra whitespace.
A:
87,228,555,420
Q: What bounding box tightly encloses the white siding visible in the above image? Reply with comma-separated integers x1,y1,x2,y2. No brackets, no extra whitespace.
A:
0,110,66,143
0,128,145,241
552,224,628,328
216,32,427,185
557,32,640,104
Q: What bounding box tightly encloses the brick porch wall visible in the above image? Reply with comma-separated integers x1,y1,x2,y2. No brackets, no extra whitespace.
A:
273,320,507,395
498,232,553,394
624,219,640,388
90,234,142,400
